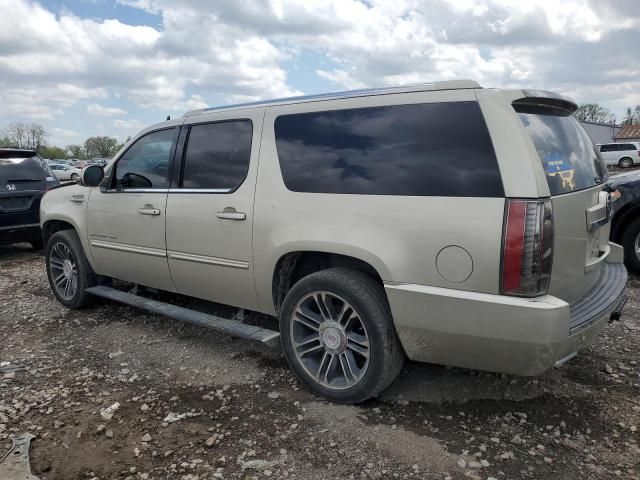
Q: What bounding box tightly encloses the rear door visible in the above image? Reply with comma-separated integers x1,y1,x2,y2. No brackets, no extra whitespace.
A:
514,101,610,303
0,152,56,230
165,109,263,310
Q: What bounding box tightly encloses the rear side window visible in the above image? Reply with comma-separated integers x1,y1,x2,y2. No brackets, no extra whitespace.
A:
619,144,637,151
0,153,51,182
274,102,503,197
600,144,615,152
516,106,606,195
181,120,252,190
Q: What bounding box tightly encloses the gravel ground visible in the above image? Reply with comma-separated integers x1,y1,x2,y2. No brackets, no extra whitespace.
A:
1,244,639,480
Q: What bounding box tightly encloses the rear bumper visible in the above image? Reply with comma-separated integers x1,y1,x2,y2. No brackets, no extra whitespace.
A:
0,223,41,245
385,251,627,376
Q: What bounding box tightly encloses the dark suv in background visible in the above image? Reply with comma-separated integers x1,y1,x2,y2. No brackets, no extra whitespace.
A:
0,148,58,248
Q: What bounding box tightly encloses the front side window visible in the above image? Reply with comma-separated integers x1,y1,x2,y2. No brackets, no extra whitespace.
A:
181,120,252,190
274,102,503,197
113,128,176,190
619,144,636,151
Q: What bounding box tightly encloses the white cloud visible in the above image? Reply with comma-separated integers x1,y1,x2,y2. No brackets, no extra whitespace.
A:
87,103,128,117
1,0,640,136
113,119,145,130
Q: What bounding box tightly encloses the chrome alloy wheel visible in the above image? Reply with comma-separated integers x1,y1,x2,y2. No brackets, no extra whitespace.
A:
49,241,78,301
290,291,370,390
635,233,640,261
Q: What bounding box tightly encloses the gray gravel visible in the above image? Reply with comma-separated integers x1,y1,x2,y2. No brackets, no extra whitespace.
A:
1,244,639,479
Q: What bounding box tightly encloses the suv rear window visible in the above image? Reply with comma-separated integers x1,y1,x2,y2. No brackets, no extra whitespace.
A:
516,106,606,195
274,102,503,197
0,152,52,182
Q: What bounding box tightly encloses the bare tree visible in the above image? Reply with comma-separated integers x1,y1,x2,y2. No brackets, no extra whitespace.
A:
574,103,613,123
2,122,48,150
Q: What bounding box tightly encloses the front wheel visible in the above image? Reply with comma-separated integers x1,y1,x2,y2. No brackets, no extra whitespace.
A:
619,157,634,168
279,268,404,403
45,230,97,308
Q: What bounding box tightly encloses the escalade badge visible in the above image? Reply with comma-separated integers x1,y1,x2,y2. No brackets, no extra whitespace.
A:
6,184,16,191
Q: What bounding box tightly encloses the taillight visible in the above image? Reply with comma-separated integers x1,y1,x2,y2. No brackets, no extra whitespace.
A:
501,199,553,297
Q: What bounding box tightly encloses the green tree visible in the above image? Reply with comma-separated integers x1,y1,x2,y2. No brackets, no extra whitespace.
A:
65,144,86,159
39,146,68,159
574,103,612,123
84,136,119,158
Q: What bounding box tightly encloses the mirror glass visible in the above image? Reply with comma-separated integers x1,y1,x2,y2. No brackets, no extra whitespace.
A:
82,165,104,187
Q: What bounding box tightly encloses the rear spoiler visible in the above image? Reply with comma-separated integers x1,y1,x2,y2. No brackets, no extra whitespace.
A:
511,90,578,114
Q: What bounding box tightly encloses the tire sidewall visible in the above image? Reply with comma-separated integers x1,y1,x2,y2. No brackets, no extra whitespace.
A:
620,157,633,168
46,232,89,308
279,271,391,403
623,218,640,273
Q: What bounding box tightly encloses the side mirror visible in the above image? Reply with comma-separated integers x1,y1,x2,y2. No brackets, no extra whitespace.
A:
82,165,105,187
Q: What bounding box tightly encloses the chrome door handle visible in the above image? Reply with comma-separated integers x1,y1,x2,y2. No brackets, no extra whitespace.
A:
216,208,246,221
138,206,161,216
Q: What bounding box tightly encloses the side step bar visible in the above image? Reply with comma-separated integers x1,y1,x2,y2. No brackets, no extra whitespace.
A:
86,285,280,347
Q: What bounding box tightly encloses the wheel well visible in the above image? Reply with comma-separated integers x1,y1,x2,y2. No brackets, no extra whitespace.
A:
272,251,383,314
42,220,75,245
612,203,640,244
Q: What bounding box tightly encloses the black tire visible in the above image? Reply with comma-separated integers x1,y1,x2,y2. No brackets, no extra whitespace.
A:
619,157,633,168
622,217,640,273
30,239,43,250
71,173,80,182
45,230,97,308
279,268,405,403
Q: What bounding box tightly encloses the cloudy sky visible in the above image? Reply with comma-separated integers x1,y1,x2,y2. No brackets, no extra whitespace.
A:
0,0,638,147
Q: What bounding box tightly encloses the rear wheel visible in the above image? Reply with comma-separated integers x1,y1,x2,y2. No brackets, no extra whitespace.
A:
71,173,80,182
622,217,640,273
45,230,97,308
279,268,404,403
619,157,633,168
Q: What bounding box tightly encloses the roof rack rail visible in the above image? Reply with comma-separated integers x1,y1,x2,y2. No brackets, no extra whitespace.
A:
184,80,482,118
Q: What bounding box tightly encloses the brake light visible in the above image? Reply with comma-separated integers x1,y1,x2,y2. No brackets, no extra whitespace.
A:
501,199,554,297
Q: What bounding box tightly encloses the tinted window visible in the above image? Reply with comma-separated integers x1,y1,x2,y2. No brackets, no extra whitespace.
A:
113,128,176,189
274,102,503,197
0,154,51,182
600,144,615,152
517,106,606,195
619,144,637,151
181,120,252,190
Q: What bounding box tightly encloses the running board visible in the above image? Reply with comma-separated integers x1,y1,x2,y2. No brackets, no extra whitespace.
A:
86,285,280,347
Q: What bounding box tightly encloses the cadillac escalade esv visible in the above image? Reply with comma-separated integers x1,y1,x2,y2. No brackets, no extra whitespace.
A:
40,81,627,403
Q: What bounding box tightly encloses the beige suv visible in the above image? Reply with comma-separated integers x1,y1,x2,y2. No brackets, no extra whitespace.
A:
40,81,628,403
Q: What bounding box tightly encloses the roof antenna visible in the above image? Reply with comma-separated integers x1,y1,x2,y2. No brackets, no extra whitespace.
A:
166,115,171,121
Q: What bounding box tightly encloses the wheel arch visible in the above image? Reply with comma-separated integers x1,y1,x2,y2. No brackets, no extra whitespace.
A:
42,215,98,272
611,202,640,244
271,248,390,315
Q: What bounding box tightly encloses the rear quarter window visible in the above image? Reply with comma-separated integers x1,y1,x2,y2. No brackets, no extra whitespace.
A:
274,101,503,197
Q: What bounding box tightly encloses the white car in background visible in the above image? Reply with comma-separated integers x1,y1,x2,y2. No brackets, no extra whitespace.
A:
597,142,640,168
49,163,82,182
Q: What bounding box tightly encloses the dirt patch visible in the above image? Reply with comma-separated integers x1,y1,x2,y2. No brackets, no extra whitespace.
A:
1,244,639,479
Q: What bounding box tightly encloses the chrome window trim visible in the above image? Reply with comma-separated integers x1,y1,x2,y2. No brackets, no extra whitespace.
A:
168,188,232,194
103,188,169,194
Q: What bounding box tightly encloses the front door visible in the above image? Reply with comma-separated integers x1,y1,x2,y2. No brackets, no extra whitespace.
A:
165,111,263,310
87,127,179,292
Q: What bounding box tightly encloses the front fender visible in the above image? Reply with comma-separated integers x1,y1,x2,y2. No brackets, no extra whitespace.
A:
40,185,98,272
